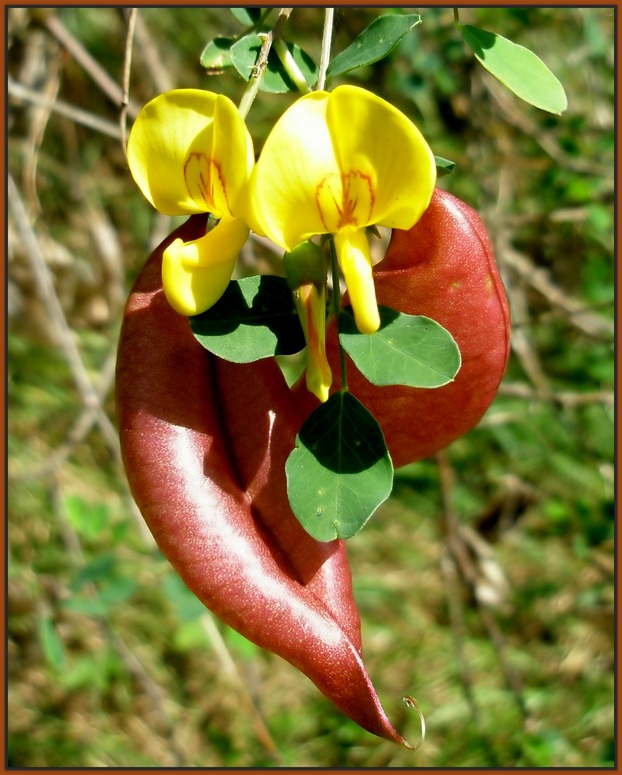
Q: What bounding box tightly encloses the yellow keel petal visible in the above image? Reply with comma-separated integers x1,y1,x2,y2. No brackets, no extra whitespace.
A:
334,229,380,335
162,218,249,316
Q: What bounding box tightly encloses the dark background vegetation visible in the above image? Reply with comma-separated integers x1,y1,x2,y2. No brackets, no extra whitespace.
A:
7,6,615,767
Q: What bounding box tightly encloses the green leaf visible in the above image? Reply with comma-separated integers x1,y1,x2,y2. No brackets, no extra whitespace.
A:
327,13,422,79
62,597,109,618
435,156,456,177
189,276,305,363
285,392,393,541
200,37,235,72
64,494,108,540
338,306,461,388
163,573,207,623
70,553,117,592
38,614,66,670
230,8,263,26
460,24,567,115
230,34,318,93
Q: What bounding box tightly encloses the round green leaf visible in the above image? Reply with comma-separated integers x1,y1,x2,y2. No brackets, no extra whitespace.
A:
338,306,461,388
189,276,305,363
230,34,318,93
460,24,567,115
200,37,235,72
327,13,422,79
230,8,263,26
285,392,393,541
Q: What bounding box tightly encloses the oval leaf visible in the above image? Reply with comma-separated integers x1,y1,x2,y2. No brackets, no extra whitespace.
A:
435,156,456,177
339,306,461,388
460,24,567,115
327,13,422,79
189,275,305,362
230,8,263,26
200,37,235,72
285,391,393,541
230,34,318,93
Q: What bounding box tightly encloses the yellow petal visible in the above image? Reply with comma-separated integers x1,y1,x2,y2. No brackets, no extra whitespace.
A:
162,218,249,316
326,85,437,230
294,283,332,402
334,229,380,335
248,91,338,250
127,90,253,218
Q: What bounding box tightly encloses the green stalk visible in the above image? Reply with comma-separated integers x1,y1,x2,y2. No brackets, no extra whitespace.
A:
273,36,311,93
329,238,348,393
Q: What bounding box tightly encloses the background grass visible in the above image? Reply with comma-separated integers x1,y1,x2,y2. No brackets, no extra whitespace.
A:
7,6,615,767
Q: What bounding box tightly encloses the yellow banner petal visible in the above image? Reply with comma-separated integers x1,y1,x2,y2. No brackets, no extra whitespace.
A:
249,92,338,251
326,85,436,230
128,90,253,220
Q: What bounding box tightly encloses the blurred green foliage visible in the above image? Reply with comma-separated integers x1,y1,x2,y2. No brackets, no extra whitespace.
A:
7,6,614,767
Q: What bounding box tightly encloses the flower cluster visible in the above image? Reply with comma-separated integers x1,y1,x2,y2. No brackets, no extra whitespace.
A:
127,85,436,400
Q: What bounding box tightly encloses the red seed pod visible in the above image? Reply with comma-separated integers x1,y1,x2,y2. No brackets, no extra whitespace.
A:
115,216,410,747
296,187,511,468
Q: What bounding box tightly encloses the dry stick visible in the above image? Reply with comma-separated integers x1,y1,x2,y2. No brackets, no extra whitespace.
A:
41,12,141,119
129,9,174,94
316,8,335,90
8,344,118,482
436,451,493,760
8,174,155,546
438,452,530,733
8,175,116,447
498,382,614,409
201,615,282,764
483,73,612,179
120,7,138,159
501,239,614,341
8,77,122,139
18,38,61,218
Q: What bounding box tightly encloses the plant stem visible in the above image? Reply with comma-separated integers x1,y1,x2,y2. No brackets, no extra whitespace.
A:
237,7,293,119
329,238,348,393
273,35,311,93
316,8,334,91
453,7,462,28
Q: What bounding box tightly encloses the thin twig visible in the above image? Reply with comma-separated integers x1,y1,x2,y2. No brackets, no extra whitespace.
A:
237,8,293,119
8,175,110,424
500,239,614,340
8,77,122,139
120,8,138,159
201,615,282,763
498,382,614,408
41,11,141,118
129,9,174,94
316,8,334,90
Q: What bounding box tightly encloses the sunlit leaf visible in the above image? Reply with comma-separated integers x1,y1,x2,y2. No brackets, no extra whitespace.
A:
230,34,318,93
38,614,66,670
230,8,263,26
327,13,422,79
286,391,393,541
339,306,461,388
435,156,456,177
70,553,117,592
460,24,567,114
200,37,235,72
64,494,108,540
189,276,305,362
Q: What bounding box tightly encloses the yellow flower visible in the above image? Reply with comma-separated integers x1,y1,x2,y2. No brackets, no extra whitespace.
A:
248,85,436,334
127,89,254,315
284,242,332,402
